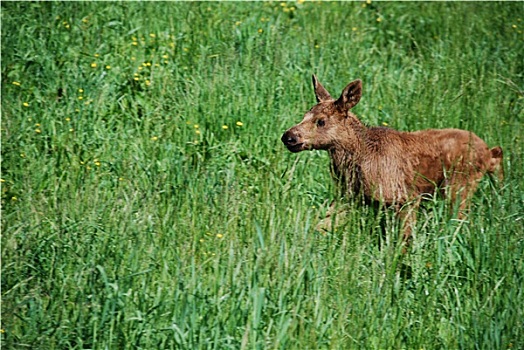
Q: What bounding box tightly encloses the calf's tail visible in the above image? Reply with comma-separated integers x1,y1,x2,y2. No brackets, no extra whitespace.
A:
488,146,504,182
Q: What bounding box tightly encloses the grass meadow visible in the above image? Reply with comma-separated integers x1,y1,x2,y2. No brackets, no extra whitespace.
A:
1,2,523,349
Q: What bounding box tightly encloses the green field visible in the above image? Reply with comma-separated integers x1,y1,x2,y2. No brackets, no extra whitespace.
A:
2,2,523,349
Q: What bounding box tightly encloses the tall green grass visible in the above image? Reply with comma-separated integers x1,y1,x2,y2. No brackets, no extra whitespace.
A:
2,2,523,349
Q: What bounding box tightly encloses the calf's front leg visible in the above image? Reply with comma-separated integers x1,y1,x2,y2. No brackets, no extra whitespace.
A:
315,200,350,233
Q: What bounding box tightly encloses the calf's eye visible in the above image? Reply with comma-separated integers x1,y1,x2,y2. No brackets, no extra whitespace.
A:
317,119,325,127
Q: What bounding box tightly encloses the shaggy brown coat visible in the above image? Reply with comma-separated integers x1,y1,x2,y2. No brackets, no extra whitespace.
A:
281,75,503,240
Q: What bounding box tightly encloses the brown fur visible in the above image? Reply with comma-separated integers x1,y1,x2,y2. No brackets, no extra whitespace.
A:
281,75,503,242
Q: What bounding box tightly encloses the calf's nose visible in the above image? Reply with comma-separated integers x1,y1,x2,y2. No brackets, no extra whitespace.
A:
281,131,297,145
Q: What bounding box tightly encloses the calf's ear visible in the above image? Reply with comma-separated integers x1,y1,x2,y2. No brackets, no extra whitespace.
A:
312,74,332,103
336,79,362,111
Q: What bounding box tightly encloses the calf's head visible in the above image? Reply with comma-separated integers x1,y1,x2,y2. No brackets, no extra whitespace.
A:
281,75,363,153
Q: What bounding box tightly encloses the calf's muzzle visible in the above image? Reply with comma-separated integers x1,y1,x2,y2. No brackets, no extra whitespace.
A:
281,129,304,153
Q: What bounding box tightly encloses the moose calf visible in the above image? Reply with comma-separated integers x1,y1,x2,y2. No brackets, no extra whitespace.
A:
281,75,503,242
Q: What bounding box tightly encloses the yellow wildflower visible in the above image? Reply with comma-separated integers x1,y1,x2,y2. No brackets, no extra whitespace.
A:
216,233,223,239
236,121,243,126
222,125,228,130
12,81,21,86
91,62,97,68
151,136,158,141
23,102,29,107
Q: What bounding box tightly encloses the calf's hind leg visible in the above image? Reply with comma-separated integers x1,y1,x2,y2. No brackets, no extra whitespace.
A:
397,197,421,251
446,171,484,219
